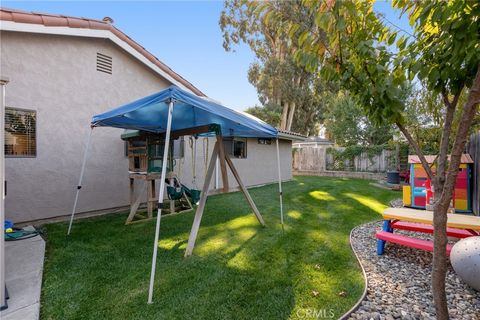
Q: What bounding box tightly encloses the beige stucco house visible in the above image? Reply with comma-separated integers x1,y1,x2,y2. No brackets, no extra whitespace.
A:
0,8,301,223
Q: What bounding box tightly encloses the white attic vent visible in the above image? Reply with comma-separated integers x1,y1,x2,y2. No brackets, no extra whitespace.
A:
96,52,112,74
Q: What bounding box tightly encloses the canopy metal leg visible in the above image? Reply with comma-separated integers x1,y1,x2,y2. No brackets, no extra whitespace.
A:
184,142,219,257
276,139,284,226
67,127,94,235
147,100,174,304
1,79,9,310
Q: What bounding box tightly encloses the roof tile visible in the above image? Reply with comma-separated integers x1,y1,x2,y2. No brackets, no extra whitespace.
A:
0,7,205,96
0,10,13,21
11,12,43,24
41,14,68,26
65,17,90,28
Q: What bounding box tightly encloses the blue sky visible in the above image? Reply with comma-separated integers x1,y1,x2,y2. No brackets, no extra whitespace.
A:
2,1,409,111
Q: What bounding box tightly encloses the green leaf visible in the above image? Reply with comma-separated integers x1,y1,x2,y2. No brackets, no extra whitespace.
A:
387,33,397,46
428,68,440,84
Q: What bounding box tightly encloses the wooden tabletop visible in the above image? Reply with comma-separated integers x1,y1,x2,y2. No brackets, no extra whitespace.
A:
383,207,480,231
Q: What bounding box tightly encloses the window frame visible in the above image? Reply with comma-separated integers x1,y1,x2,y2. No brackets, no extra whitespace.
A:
223,137,247,159
5,106,37,158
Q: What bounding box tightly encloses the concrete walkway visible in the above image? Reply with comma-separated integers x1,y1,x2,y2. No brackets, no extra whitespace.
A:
1,226,45,320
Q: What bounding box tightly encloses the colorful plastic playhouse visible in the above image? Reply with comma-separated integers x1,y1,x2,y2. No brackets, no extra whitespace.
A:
403,154,474,212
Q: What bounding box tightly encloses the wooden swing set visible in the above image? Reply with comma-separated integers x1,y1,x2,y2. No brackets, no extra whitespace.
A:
67,87,284,304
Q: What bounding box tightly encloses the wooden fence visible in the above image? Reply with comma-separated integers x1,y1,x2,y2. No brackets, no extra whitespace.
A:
468,132,480,215
292,146,395,173
326,148,395,172
292,146,328,173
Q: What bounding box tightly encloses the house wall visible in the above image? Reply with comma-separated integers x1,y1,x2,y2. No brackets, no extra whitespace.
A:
1,31,293,223
177,137,292,191
1,31,170,222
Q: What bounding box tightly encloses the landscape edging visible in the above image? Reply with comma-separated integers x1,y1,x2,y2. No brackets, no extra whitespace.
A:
338,222,374,320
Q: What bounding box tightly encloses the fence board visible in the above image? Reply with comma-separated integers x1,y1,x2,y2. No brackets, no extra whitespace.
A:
294,146,395,173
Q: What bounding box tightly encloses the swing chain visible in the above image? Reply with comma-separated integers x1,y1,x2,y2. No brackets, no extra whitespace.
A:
203,137,209,178
190,136,198,189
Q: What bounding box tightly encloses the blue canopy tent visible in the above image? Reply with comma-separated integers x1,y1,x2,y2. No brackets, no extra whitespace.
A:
67,85,284,304
92,85,277,137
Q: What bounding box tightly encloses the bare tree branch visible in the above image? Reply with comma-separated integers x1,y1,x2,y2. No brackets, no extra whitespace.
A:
436,84,463,186
396,121,435,180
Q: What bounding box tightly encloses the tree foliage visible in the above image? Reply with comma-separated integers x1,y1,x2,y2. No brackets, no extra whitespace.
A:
405,84,480,155
220,1,322,132
324,91,394,146
244,104,281,128
245,1,480,318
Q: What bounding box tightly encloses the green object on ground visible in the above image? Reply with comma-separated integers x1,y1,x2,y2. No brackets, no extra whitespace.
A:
5,229,39,241
40,176,396,319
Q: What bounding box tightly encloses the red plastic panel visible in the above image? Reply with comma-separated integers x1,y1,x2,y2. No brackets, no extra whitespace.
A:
455,178,468,189
414,196,426,207
390,221,478,238
457,168,467,179
414,178,427,187
376,231,453,256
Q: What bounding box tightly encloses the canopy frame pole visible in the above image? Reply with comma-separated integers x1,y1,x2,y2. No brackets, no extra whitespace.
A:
276,139,284,226
67,127,94,235
147,99,174,304
184,141,219,257
1,78,9,311
224,154,265,226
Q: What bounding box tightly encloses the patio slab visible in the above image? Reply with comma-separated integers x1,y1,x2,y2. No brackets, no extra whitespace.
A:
1,226,45,320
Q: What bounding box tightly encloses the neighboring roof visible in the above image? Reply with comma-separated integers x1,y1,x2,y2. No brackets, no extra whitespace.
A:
277,129,307,141
408,154,474,164
293,137,333,145
0,7,205,97
93,85,278,138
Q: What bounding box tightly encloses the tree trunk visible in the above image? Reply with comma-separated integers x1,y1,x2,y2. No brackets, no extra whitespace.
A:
286,101,296,131
432,184,449,320
432,65,480,320
280,101,289,130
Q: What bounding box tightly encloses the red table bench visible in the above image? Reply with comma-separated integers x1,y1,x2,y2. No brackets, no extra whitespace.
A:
376,231,453,256
377,208,480,256
390,221,478,238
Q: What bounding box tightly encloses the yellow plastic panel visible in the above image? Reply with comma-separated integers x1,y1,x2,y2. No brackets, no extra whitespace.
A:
403,186,411,206
455,199,468,211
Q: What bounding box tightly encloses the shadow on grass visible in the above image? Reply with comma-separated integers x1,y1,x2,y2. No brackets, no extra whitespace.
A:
40,176,398,320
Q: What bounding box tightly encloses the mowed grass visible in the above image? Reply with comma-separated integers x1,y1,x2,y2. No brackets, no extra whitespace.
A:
40,176,397,319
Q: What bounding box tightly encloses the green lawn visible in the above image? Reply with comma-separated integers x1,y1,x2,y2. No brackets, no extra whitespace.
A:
40,176,397,319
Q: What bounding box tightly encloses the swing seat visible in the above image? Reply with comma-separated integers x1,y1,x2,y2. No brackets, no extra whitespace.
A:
189,189,201,204
167,186,184,200
182,184,201,204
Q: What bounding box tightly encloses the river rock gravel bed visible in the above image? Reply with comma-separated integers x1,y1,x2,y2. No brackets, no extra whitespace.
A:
348,221,480,320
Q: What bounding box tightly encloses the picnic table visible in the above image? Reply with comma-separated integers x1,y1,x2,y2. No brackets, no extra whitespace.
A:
376,207,480,256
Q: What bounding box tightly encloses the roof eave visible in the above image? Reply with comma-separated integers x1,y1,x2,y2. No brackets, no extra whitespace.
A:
0,9,205,97
278,132,306,141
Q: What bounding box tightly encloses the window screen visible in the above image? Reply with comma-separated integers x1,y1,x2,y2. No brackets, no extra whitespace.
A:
233,139,247,158
223,137,247,159
5,107,36,157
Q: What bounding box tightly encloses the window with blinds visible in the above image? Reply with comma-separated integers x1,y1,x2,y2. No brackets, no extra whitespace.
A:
5,107,37,157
